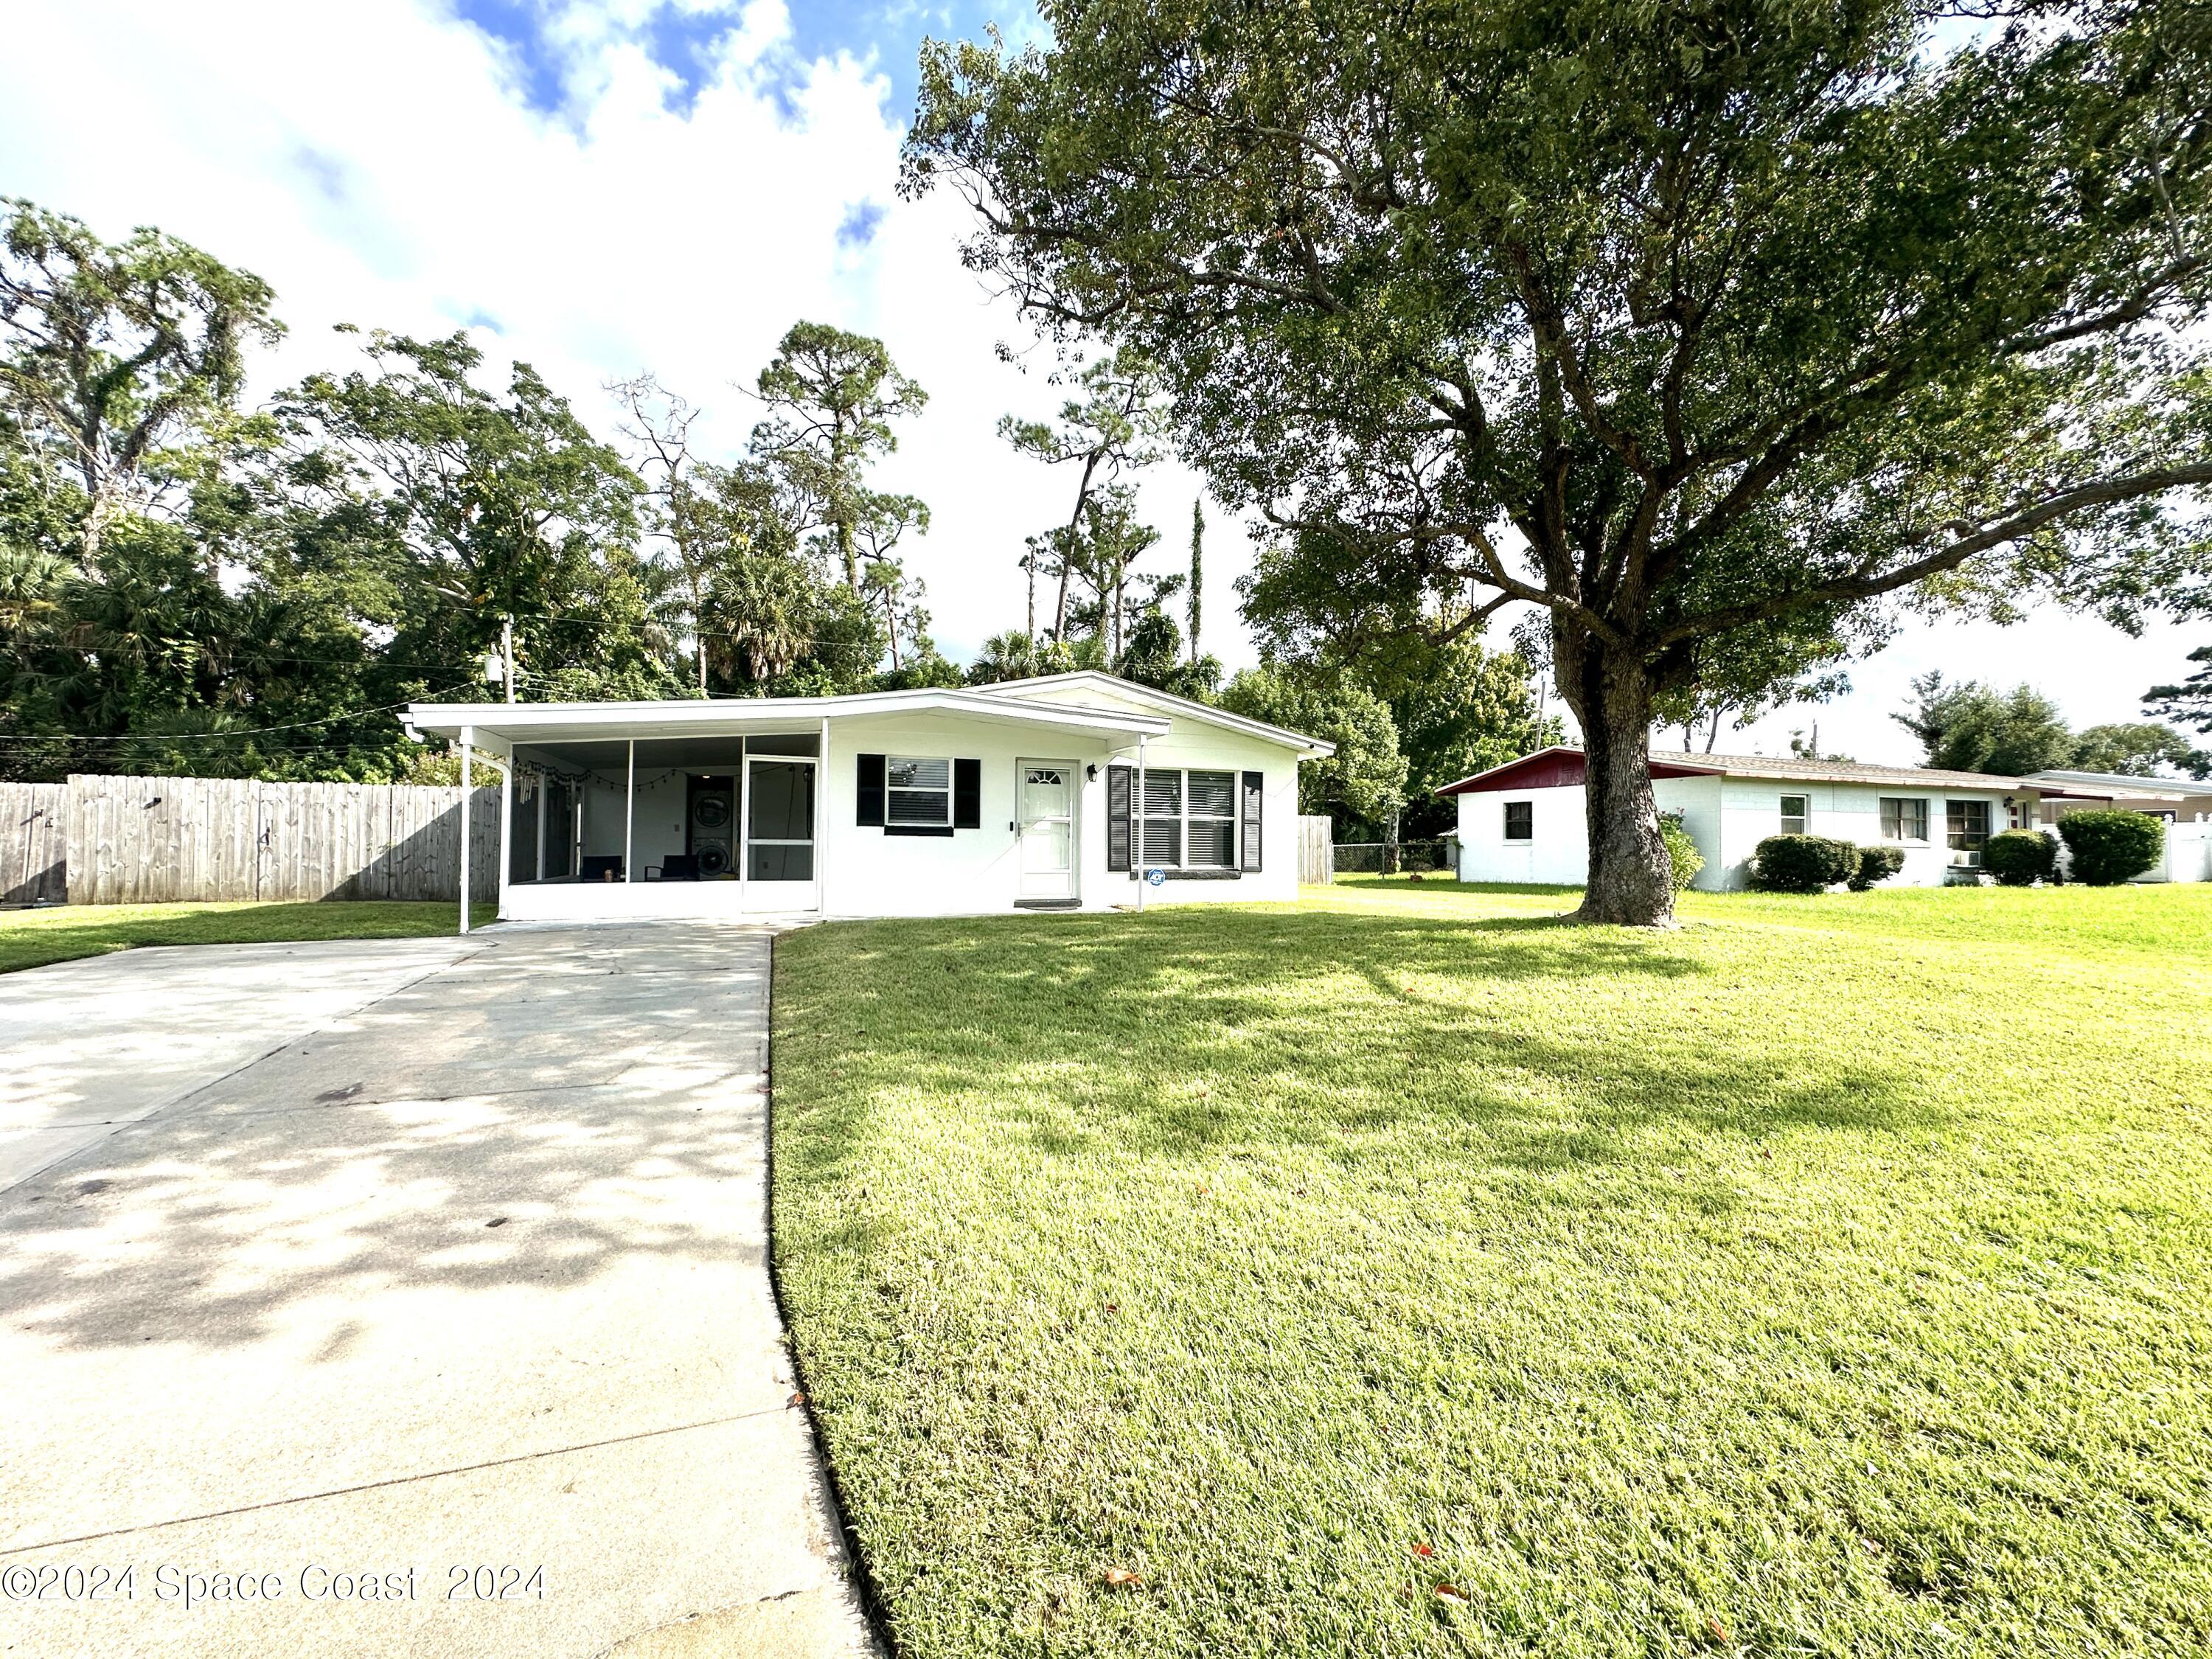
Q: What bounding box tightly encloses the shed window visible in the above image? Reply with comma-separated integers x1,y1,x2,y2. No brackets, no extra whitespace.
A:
886,757,951,827
1503,800,1534,841
1881,796,1929,842
1947,799,1991,865
1779,793,1809,835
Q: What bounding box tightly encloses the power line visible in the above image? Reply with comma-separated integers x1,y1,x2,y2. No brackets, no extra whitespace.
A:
0,682,478,746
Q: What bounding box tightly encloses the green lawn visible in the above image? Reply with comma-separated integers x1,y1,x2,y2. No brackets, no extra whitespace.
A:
0,900,493,974
771,882,2212,1658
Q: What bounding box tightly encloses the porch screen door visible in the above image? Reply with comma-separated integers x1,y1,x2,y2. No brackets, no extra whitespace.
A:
742,755,817,910
1019,761,1077,900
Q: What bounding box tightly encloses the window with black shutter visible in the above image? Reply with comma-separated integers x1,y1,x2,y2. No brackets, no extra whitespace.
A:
856,754,885,827
953,758,981,829
1106,765,1133,872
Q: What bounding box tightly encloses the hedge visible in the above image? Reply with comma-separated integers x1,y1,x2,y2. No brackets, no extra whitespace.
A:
2056,810,2165,886
1751,834,1860,893
1984,829,2057,886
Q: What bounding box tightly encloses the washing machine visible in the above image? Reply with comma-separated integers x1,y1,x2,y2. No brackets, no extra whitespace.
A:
688,776,734,877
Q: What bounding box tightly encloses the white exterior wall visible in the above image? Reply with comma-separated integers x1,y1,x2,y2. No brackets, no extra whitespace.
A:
1453,785,1590,885
1455,773,2032,891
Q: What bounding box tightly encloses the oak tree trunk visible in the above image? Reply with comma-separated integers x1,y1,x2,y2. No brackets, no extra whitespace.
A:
1560,634,1674,926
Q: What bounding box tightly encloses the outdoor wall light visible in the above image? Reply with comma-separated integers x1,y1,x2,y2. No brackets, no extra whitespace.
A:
1086,764,1099,781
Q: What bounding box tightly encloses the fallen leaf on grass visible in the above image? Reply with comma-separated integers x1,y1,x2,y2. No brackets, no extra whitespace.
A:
1102,1567,1144,1588
1703,1614,1732,1644
1412,1544,1435,1559
1434,1585,1469,1606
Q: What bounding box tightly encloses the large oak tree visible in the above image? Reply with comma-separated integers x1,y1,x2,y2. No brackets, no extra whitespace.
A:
906,0,2212,922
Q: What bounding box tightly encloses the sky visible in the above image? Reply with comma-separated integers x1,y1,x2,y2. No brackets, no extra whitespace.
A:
2,0,2203,769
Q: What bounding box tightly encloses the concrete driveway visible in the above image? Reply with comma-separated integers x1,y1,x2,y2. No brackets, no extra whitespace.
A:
0,924,874,1659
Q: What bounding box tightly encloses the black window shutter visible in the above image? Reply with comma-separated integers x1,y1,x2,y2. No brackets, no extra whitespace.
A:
1107,765,1133,872
953,758,981,830
1240,771,1264,872
857,754,886,827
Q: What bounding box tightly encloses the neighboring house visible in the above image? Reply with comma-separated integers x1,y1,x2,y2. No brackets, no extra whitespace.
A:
1441,748,2104,890
2023,768,2212,824
2025,768,2212,884
404,672,1331,923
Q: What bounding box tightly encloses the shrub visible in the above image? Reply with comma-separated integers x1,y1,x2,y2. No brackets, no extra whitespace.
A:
1751,834,1859,893
2056,810,2166,886
1658,815,1704,894
1983,829,2057,886
1848,845,1907,891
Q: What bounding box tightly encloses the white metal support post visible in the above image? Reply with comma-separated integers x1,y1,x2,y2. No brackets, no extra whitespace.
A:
534,767,546,880
1135,732,1147,913
624,738,636,883
815,714,830,914
458,724,473,935
497,753,512,922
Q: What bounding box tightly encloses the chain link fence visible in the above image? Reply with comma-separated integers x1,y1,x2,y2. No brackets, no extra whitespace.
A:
1332,839,1457,876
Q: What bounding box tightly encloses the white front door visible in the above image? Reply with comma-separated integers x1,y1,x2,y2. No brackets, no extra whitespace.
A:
1018,760,1077,900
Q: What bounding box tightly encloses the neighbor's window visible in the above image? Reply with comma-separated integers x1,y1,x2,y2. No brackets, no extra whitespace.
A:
1503,800,1534,841
886,757,950,827
1880,796,1930,842
1779,793,1809,835
1947,799,1992,865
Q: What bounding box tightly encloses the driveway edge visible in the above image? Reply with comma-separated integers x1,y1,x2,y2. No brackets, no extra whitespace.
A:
762,925,900,1659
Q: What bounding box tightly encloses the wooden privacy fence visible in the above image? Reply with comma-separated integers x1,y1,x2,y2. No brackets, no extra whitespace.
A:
2,783,68,905
1297,815,1333,886
13,775,501,906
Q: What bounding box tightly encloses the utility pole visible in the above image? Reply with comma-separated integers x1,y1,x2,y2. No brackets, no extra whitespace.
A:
502,616,515,704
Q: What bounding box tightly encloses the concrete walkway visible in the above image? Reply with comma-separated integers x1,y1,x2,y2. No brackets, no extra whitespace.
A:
0,924,874,1659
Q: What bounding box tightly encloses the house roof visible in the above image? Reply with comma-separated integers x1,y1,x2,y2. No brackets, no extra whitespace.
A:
2023,768,2211,800
404,686,1173,755
968,671,1336,757
1436,745,2078,796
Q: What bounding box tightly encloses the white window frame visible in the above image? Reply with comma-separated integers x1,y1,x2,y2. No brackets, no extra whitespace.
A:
1880,796,1930,843
886,756,951,827
1947,799,1992,866
1503,799,1534,841
1778,793,1809,835
1140,768,1238,869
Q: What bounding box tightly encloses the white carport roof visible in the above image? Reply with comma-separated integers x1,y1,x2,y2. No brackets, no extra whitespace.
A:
404,686,1173,757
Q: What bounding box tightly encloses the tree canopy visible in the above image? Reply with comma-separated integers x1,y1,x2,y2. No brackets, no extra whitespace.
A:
908,0,2212,922
1894,671,2208,778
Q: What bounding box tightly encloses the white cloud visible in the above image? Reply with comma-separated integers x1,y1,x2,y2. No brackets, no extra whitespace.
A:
0,0,1225,665
1,0,2201,734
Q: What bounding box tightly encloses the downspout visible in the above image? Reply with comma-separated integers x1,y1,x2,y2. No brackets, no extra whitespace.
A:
624,738,636,883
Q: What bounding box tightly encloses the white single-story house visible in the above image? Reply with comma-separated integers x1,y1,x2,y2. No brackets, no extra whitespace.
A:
403,672,1331,925
1439,747,2205,889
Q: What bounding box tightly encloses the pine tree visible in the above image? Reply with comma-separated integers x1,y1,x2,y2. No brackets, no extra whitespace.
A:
1188,498,1203,667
